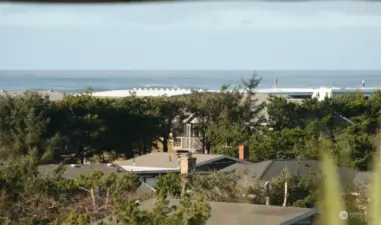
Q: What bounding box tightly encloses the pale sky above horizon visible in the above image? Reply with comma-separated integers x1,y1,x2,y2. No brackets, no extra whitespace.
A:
0,2,380,70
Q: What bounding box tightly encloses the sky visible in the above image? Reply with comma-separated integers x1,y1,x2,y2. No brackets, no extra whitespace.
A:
0,1,380,70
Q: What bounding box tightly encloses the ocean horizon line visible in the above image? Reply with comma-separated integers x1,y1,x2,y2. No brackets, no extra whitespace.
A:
0,70,380,92
1,86,381,95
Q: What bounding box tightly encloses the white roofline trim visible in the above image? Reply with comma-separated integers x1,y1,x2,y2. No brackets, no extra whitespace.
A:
121,166,178,172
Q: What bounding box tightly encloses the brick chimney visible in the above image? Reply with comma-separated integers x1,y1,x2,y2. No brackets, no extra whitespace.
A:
238,145,249,160
179,153,196,197
180,153,196,175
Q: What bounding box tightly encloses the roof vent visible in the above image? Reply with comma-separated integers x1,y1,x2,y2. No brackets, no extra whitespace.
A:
70,164,80,168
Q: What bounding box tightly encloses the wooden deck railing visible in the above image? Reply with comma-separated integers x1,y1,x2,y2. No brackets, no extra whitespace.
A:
173,137,202,151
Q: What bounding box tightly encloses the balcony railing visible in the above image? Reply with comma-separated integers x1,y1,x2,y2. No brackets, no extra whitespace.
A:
173,137,202,151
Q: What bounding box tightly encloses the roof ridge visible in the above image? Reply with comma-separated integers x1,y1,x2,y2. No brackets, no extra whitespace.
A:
258,160,274,180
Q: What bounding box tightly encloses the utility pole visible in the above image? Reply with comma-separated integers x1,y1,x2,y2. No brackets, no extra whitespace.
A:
283,182,288,207
265,181,270,206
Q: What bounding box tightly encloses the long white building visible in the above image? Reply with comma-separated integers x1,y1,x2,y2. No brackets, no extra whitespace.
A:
2,87,378,102
90,87,381,101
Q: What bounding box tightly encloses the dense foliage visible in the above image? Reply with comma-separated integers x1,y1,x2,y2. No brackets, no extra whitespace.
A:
0,73,379,224
0,151,141,224
0,153,211,225
259,93,381,170
0,74,380,169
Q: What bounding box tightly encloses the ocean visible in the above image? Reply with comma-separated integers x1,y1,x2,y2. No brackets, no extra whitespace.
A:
0,70,380,93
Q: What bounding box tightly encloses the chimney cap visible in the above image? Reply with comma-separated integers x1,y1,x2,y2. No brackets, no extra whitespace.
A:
176,150,190,154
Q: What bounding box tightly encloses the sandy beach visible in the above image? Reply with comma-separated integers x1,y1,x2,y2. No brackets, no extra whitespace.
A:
0,89,273,103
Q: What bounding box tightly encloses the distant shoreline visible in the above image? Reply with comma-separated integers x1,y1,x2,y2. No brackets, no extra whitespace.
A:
1,70,380,91
1,86,380,102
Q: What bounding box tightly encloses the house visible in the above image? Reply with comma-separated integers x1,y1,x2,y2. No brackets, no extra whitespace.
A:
171,93,271,152
38,163,156,200
114,149,252,186
95,198,318,225
220,159,358,186
172,113,203,153
114,151,251,173
168,91,355,141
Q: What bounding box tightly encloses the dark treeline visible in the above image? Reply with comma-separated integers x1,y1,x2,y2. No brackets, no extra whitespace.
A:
0,74,381,170
0,92,165,163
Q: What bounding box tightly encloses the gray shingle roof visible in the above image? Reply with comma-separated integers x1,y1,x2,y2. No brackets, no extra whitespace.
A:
140,198,317,225
38,164,126,179
38,164,156,201
261,160,321,180
221,160,273,179
221,159,357,184
354,171,371,184
93,198,316,225
114,152,246,169
353,171,372,195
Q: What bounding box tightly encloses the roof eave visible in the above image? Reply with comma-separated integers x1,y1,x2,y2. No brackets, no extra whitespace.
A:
195,155,253,168
280,208,318,225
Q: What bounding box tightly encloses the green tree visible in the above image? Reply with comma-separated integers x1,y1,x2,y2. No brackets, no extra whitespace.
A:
266,95,301,130
182,73,264,153
55,95,107,163
206,120,249,156
0,92,53,161
145,97,185,152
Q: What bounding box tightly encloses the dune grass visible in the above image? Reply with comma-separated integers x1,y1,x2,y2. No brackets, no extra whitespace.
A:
319,152,347,225
320,151,380,225
368,154,381,225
